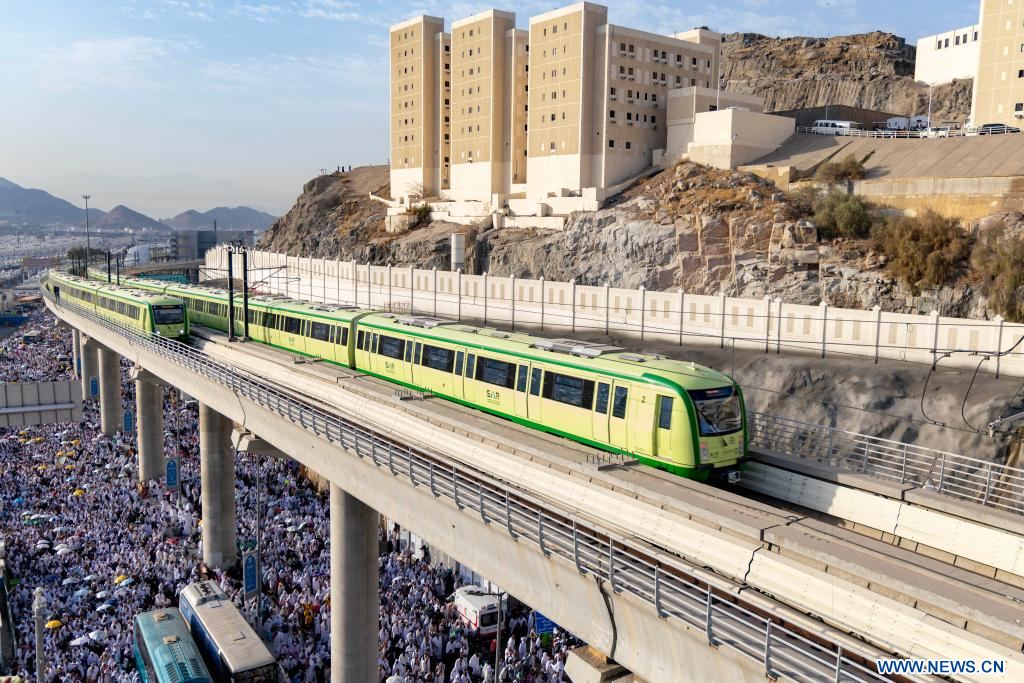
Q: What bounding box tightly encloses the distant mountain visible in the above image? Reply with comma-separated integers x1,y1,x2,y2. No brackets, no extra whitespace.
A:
162,206,277,231
0,176,105,226
90,204,167,232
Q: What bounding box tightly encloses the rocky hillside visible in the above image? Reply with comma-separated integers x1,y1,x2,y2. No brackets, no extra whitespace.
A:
260,165,389,256
721,32,973,123
91,204,167,232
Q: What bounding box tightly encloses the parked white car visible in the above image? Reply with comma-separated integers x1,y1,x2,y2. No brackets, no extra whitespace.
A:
920,126,952,138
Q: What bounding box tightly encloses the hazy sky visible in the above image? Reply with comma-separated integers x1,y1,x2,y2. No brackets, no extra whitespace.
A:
0,1,980,218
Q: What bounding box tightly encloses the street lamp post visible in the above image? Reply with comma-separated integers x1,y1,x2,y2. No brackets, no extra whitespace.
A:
82,194,92,267
33,587,47,682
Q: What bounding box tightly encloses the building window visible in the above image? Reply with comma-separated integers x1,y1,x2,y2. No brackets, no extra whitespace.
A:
955,35,960,45
609,110,616,119
1019,69,1024,78
944,38,949,47
936,40,941,49
625,141,631,150
974,32,978,41
608,139,615,148
1016,103,1024,113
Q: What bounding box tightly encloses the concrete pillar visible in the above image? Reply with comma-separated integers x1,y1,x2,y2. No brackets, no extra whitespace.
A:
135,378,164,481
71,329,81,380
200,403,237,569
330,484,378,682
97,346,121,437
79,336,98,400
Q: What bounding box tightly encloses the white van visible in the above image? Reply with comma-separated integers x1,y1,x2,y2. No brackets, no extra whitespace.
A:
452,586,502,637
811,120,858,135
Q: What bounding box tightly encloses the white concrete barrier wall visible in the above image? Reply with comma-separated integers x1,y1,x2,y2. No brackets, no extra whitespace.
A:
207,248,1024,379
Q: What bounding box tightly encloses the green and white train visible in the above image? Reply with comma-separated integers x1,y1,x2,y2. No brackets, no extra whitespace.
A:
44,272,189,339
51,269,747,480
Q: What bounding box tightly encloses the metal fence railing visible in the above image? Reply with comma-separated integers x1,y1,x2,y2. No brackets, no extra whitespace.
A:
795,124,1022,139
43,287,897,682
749,412,1024,516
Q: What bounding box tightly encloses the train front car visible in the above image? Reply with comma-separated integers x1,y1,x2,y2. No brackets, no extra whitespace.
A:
639,359,748,482
149,298,189,340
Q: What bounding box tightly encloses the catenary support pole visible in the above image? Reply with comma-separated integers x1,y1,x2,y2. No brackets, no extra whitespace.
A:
97,346,121,437
330,484,379,682
135,377,164,481
200,403,238,569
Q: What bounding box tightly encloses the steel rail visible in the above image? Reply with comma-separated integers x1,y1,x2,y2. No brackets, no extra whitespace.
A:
45,288,900,682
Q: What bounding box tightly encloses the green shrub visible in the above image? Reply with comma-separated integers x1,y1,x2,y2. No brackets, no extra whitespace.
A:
971,227,1024,322
871,211,972,291
787,185,820,216
812,192,872,239
815,154,866,183
412,203,431,224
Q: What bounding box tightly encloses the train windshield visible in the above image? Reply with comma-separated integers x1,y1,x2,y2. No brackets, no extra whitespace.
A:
688,387,742,436
153,305,185,325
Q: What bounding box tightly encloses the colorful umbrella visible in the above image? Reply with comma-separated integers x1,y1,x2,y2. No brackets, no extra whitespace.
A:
44,620,62,629
114,575,128,585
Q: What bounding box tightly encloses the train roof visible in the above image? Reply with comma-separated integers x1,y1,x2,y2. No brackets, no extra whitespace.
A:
179,581,276,670
359,313,735,392
104,274,736,392
52,272,184,306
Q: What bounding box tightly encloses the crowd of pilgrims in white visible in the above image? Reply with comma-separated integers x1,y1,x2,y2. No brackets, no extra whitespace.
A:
0,308,580,682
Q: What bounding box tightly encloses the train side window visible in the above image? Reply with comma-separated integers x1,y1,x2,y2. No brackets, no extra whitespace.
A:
405,340,413,362
596,383,610,414
311,322,330,342
476,357,516,388
340,327,349,345
379,335,405,359
285,317,301,335
466,354,476,377
422,344,454,371
371,333,379,353
357,330,365,349
517,365,528,392
658,396,673,429
415,342,423,364
530,368,542,396
455,351,464,376
542,371,595,409
329,326,336,344
612,387,628,418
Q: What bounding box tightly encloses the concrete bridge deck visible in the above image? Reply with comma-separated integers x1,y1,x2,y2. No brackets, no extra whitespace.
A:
47,290,1024,682
191,326,1024,653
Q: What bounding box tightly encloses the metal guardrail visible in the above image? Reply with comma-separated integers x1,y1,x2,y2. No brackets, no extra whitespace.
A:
43,288,897,682
750,412,1024,516
796,125,1022,139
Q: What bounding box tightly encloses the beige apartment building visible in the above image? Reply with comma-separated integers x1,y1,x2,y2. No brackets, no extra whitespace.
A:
389,3,730,207
390,16,444,202
448,10,519,201
436,32,452,192
972,0,1024,127
526,3,721,199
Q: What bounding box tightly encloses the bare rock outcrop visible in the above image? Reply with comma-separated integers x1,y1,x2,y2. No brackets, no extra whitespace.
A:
722,32,973,123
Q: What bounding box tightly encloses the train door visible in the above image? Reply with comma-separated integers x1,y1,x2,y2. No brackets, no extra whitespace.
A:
609,382,630,450
527,366,543,422
631,388,656,456
655,395,675,461
452,350,465,400
592,382,611,444
514,364,529,419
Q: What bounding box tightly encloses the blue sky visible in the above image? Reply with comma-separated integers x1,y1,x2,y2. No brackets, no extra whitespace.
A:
0,1,981,217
